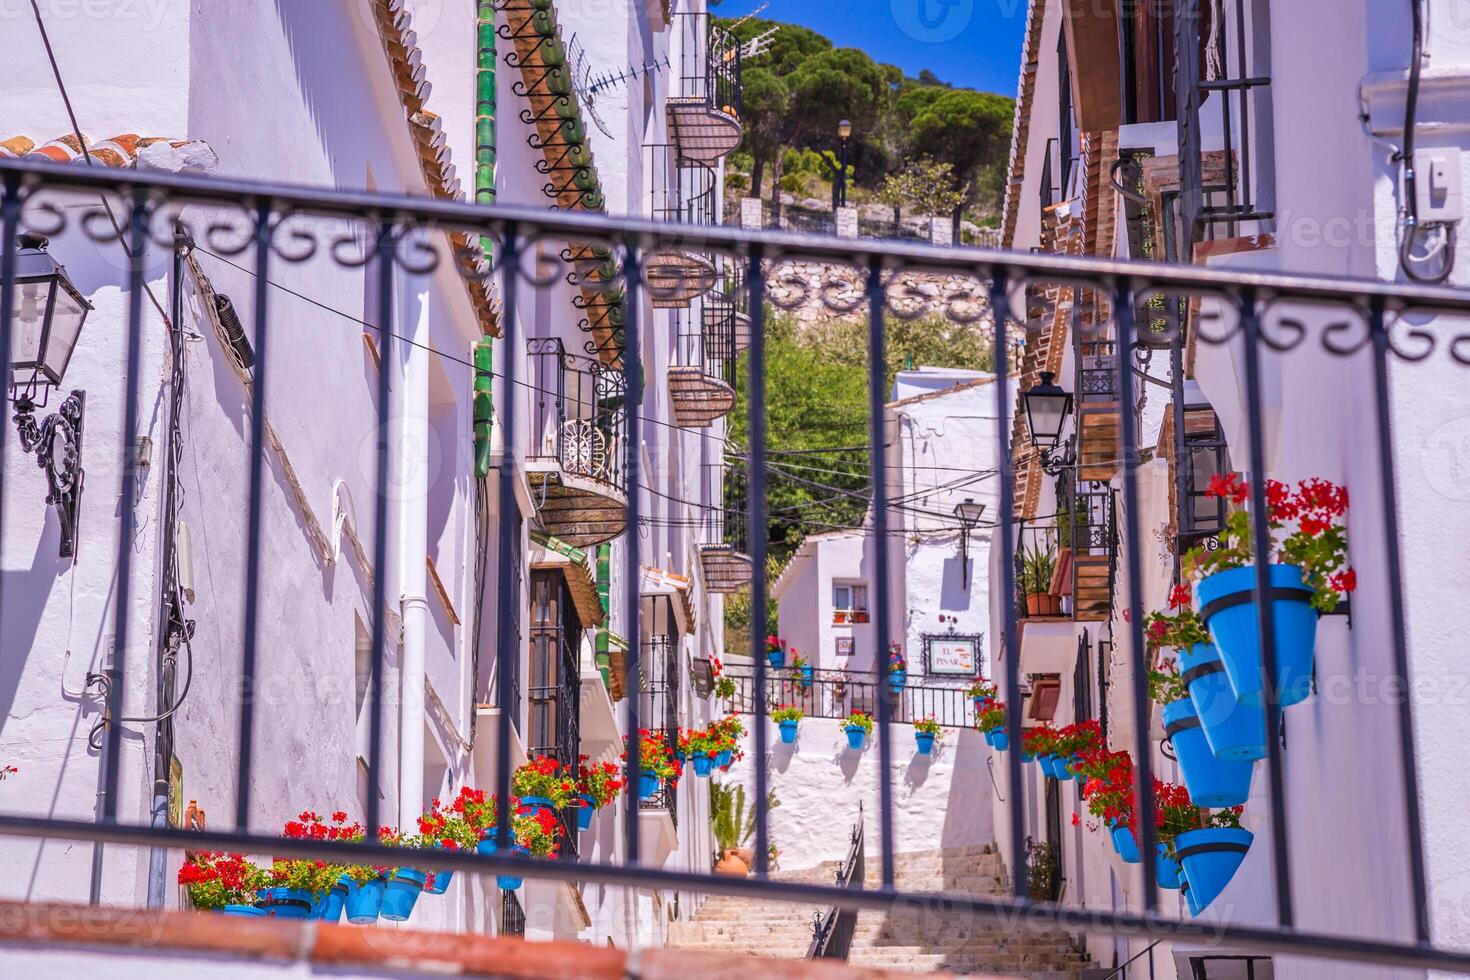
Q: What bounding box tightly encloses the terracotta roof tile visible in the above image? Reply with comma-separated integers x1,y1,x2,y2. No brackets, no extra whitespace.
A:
1001,0,1047,249
0,133,218,173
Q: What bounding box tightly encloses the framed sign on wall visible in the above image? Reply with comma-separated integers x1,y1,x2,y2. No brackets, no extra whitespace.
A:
922,632,983,677
834,636,855,657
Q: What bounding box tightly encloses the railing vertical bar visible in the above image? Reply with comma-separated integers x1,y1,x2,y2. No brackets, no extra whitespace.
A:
103,192,151,822
988,269,1027,899
622,241,643,865
746,244,772,877
0,176,20,624
1113,279,1158,905
866,255,895,888
1238,285,1293,926
1369,298,1430,943
234,201,272,829
495,223,522,852
365,217,395,838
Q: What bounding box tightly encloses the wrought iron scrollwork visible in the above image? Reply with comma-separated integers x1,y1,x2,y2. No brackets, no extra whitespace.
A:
14,389,86,559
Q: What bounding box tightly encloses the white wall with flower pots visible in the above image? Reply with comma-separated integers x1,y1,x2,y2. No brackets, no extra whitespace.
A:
715,716,994,872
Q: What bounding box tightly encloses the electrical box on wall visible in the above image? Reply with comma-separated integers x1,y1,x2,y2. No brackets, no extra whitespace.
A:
1413,148,1464,223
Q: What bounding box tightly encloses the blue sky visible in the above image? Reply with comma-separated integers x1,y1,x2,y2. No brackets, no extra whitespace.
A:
716,0,1028,95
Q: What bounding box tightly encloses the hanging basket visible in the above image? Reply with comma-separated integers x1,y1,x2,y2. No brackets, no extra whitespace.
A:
1198,564,1317,708
1162,698,1255,807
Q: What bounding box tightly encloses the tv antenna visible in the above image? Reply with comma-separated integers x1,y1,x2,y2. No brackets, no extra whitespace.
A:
567,34,614,139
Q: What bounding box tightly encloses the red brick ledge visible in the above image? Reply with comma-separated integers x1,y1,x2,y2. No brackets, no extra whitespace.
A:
0,899,963,979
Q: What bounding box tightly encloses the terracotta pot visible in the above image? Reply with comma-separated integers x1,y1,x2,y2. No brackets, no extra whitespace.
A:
1025,593,1044,616
733,847,756,867
714,849,749,876
1044,593,1063,616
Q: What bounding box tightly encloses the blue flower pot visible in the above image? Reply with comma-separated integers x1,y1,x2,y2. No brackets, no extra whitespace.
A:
716,748,733,768
1162,698,1255,807
220,904,265,917
637,769,660,800
1198,564,1317,708
343,877,385,924
1155,844,1183,890
1110,824,1142,864
767,650,786,670
1174,827,1253,913
845,725,867,750
519,795,556,820
778,719,798,744
380,869,427,922
576,793,595,831
479,840,528,891
915,730,935,755
693,754,714,777
888,670,907,696
318,876,351,916
1020,749,1035,764
800,664,814,688
1180,643,1267,761
257,887,314,919
989,729,1009,751
1181,872,1204,917
424,868,452,897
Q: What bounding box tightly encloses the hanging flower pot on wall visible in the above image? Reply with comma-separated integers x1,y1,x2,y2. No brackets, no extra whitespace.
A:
1109,822,1141,864
343,876,385,924
1198,564,1318,707
1162,699,1255,807
380,868,427,922
1155,844,1183,889
257,886,314,919
1174,826,1253,914
1180,643,1267,760
779,719,798,744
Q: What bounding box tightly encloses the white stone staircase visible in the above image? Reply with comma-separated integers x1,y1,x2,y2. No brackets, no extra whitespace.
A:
668,844,1093,977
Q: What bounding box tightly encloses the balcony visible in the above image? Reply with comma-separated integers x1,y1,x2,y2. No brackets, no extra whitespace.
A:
1015,480,1115,626
669,303,736,426
638,630,680,828
526,338,628,547
666,12,743,163
698,504,752,594
646,145,718,308
704,258,751,353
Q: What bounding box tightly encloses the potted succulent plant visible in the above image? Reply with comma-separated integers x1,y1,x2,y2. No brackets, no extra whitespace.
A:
1183,475,1355,708
772,704,803,744
844,710,875,750
1021,543,1061,616
913,716,942,755
711,783,778,876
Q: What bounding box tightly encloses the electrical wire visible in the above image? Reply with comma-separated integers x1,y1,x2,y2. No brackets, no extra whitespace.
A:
1398,0,1457,284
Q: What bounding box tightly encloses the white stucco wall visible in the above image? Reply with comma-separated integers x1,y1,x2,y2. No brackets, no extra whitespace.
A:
718,716,995,872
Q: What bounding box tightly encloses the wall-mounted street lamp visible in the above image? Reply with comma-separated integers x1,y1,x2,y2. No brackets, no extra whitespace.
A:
954,497,986,589
9,234,91,559
1021,370,1074,475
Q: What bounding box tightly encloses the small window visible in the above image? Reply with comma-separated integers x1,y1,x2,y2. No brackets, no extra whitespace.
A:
1027,676,1062,722
832,582,869,623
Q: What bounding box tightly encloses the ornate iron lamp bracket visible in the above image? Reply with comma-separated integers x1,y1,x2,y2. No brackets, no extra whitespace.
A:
14,389,86,558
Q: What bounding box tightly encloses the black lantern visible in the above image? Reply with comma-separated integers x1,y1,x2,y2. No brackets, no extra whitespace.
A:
1022,371,1073,449
954,497,986,590
10,234,92,398
8,234,90,560
835,119,852,208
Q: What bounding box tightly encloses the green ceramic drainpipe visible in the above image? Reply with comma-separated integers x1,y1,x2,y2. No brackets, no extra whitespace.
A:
472,1,497,479
596,543,611,687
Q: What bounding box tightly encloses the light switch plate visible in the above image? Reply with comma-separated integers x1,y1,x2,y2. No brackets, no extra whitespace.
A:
1414,148,1464,223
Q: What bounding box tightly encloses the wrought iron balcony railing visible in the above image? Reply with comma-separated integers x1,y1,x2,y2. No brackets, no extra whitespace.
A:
668,11,742,163
1,156,1468,973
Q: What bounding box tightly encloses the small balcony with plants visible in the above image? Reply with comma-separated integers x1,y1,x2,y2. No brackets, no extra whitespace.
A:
645,143,718,308
669,302,736,426
525,337,628,547
667,10,743,163
698,466,752,592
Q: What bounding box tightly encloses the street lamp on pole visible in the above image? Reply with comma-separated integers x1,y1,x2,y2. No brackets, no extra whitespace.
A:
836,119,852,208
954,497,986,590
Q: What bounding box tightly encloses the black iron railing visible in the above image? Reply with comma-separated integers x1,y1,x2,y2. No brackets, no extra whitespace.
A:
2,156,1469,973
673,11,741,119
501,890,526,936
808,802,864,960
528,570,582,859
639,634,680,824
722,666,978,729
526,336,628,495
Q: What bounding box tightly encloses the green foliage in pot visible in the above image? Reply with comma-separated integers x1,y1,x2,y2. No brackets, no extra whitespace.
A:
711,782,780,853
1020,543,1057,596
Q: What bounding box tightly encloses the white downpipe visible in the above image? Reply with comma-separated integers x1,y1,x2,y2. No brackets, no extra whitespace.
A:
398,294,432,829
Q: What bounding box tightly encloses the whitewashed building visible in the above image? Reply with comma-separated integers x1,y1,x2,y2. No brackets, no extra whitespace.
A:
0,0,743,954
